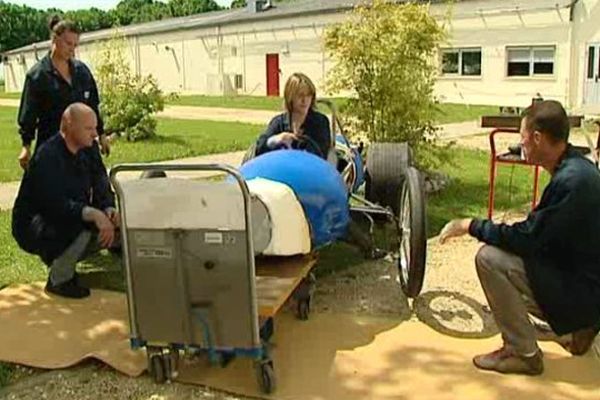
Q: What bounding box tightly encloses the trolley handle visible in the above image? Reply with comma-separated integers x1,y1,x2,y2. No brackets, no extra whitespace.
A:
109,163,251,203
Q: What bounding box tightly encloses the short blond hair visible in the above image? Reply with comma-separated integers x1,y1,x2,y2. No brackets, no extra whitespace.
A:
283,73,316,114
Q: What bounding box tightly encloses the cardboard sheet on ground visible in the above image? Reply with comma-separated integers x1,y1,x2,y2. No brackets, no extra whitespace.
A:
1,284,599,400
0,283,146,377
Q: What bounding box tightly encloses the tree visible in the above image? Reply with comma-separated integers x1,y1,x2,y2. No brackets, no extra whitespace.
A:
111,0,187,25
169,0,221,17
64,8,115,32
0,0,223,53
95,35,168,141
0,2,48,53
230,0,298,9
324,0,449,170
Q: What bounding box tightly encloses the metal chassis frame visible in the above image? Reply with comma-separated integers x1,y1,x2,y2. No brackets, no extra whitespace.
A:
349,193,396,241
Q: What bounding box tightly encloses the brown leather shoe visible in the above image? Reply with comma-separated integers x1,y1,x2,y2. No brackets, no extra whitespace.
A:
569,327,600,356
473,347,544,375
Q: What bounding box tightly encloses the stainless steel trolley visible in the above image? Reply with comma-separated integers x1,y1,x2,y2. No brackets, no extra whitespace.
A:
110,163,316,393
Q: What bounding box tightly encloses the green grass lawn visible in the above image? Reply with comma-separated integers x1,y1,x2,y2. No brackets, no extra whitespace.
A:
103,118,261,168
434,103,498,125
427,147,549,236
0,83,20,100
170,94,349,112
0,107,19,181
0,106,262,182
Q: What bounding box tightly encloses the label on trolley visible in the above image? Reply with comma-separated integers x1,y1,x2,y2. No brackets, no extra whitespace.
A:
133,231,165,246
136,247,173,259
204,232,223,244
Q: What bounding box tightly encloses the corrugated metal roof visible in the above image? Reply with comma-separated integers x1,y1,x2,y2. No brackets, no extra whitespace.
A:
3,0,450,54
3,0,570,55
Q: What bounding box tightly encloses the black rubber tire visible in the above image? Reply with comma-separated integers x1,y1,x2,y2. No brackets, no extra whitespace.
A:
257,361,277,394
296,298,310,321
396,166,427,298
365,143,412,214
165,349,179,380
150,354,166,384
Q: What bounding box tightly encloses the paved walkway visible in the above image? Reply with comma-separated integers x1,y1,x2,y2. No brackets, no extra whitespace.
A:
0,98,485,138
0,151,245,211
159,105,274,124
0,99,19,107
0,99,273,125
437,120,490,139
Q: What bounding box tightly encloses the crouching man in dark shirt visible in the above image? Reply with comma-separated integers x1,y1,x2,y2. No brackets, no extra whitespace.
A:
12,103,119,299
439,100,600,375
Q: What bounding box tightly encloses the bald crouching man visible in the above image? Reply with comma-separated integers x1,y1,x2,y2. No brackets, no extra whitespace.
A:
12,103,119,299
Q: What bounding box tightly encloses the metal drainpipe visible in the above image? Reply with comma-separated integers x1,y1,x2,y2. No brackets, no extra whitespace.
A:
217,25,223,77
181,39,186,91
567,0,581,108
135,36,141,76
569,0,581,22
242,33,247,93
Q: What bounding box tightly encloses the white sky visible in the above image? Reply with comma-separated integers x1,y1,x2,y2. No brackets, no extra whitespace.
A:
5,0,233,11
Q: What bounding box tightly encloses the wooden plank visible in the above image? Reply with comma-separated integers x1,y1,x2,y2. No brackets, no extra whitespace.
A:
481,115,583,129
255,255,317,317
256,254,317,278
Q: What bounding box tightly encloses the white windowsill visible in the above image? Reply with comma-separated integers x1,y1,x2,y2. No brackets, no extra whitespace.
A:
438,75,482,80
504,75,557,81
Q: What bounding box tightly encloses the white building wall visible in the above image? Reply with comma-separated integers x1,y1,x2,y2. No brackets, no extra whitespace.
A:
2,0,599,110
571,0,600,112
215,13,337,96
434,1,572,108
3,49,40,92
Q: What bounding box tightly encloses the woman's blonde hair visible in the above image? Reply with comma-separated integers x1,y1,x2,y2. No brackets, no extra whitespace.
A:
283,73,316,114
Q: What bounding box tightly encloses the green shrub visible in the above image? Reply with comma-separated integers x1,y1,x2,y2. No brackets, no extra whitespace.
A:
95,36,171,141
324,0,452,170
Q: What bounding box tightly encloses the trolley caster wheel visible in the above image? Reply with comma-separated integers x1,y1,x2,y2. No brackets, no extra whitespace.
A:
256,360,276,394
164,349,180,380
218,351,236,368
149,354,166,384
296,298,310,321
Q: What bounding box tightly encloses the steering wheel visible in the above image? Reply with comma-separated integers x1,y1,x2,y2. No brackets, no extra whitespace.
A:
292,135,326,159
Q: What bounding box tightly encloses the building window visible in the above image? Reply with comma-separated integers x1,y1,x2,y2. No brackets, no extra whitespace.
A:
441,48,481,76
588,46,595,79
507,46,555,77
234,74,243,90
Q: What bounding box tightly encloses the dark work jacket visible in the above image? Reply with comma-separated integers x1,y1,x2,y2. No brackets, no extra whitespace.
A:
17,53,104,149
469,146,600,335
12,134,114,265
255,109,331,160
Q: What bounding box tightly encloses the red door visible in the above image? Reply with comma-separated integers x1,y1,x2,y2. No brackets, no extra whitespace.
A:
266,53,280,97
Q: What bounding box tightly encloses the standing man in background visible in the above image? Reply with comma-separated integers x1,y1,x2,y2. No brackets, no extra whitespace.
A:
16,15,110,170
